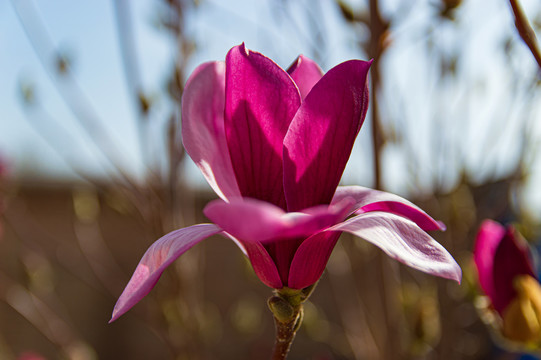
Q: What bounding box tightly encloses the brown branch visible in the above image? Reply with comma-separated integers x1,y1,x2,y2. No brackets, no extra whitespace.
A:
271,314,301,360
368,0,389,191
509,0,541,69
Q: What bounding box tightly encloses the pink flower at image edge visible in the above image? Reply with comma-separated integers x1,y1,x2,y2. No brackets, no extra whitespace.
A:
110,43,462,322
473,219,541,344
474,219,536,314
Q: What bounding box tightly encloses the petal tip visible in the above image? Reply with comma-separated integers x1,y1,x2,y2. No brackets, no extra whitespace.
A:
453,268,463,284
437,220,447,231
108,308,122,324
240,42,249,56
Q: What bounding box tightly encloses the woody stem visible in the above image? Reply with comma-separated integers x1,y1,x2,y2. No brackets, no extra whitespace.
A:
268,284,316,360
271,310,302,360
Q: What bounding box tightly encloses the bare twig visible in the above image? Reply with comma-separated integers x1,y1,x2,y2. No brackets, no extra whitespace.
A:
509,0,541,69
368,0,388,191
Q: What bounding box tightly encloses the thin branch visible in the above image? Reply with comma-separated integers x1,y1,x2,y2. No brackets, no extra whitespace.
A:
368,0,388,191
112,0,150,169
11,0,143,190
0,271,81,356
509,0,541,69
20,104,118,184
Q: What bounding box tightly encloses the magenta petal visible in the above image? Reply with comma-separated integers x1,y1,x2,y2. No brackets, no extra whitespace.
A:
492,227,536,314
204,198,352,243
220,231,282,288
332,186,445,231
329,212,462,282
473,220,506,304
181,61,240,200
287,55,324,100
110,224,221,322
225,44,301,209
240,239,283,289
288,231,341,289
283,60,372,211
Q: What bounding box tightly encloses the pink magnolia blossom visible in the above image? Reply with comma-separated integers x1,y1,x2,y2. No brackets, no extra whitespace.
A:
110,44,461,322
474,219,537,314
473,219,541,343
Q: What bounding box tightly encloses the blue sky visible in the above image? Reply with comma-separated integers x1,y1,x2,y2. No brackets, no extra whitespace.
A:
1,0,541,217
0,0,359,177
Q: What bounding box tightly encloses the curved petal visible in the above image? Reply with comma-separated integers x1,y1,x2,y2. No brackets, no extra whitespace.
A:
110,224,221,322
181,61,240,200
492,227,536,314
332,186,445,231
225,44,301,209
288,231,342,289
204,197,353,243
329,212,462,282
239,238,283,289
283,59,372,212
473,219,506,304
287,55,324,100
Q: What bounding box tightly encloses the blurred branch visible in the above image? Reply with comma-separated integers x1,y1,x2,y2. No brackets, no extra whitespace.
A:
112,0,151,170
0,271,89,359
367,2,402,360
17,101,154,226
327,242,379,359
19,100,115,184
73,220,127,297
368,0,388,191
509,0,541,69
11,0,143,191
3,206,109,298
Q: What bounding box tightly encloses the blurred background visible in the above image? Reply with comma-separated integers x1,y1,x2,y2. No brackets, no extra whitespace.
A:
1,0,541,359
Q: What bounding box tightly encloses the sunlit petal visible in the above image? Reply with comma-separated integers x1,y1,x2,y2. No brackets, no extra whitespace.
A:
329,212,461,282
287,54,324,100
225,44,300,208
181,61,241,200
332,186,445,231
283,60,371,211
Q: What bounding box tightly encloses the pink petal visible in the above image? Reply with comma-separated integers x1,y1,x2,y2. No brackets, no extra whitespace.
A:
288,231,341,289
332,186,446,231
283,60,372,212
329,212,462,282
240,239,283,289
473,219,506,304
492,226,536,314
181,61,241,201
225,44,301,209
203,197,353,243
287,55,324,100
110,224,221,322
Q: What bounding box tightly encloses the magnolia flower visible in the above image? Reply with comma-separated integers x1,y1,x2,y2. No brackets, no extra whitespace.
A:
474,219,541,344
110,44,461,322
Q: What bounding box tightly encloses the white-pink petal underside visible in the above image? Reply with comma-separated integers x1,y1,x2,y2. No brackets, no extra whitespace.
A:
328,212,461,282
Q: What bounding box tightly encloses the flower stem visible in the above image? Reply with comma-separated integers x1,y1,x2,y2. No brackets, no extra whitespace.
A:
271,310,302,360
267,285,315,360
